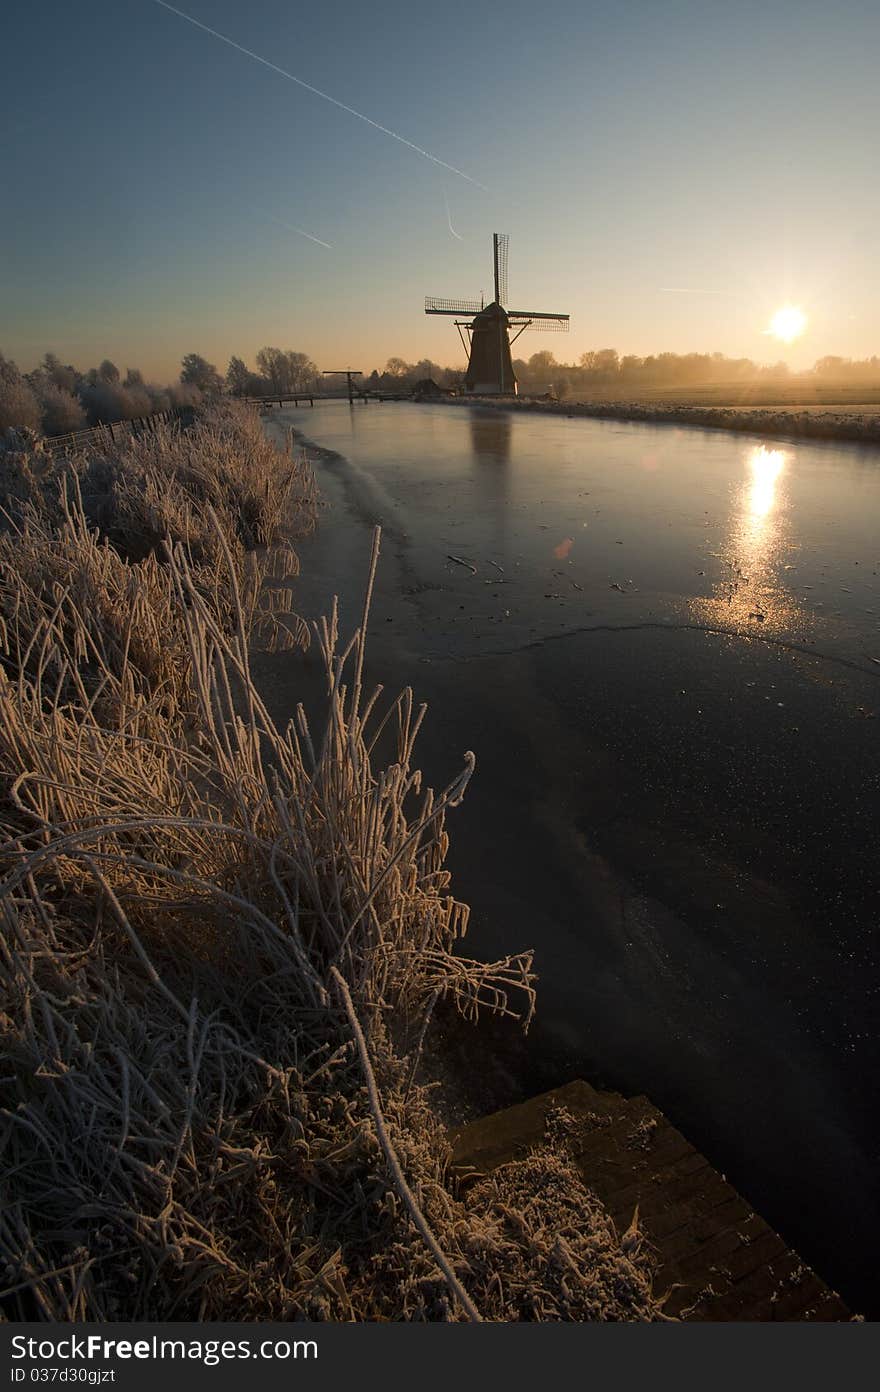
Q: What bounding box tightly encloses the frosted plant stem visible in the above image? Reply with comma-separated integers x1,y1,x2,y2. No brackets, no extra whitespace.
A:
329,965,483,1323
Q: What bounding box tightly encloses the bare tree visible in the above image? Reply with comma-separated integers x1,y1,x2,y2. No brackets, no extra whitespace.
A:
256,347,286,392
226,356,251,396
527,350,556,374
180,354,221,393
0,352,42,432
41,353,79,395
594,349,620,376
286,351,318,392
255,348,318,394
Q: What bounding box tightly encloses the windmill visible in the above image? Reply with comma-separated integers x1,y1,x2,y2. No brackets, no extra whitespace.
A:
425,233,569,395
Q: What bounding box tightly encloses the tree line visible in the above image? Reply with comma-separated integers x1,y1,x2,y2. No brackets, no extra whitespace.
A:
511,349,880,398
0,352,214,438
0,347,323,437
343,350,880,397
6,343,879,437
224,354,463,397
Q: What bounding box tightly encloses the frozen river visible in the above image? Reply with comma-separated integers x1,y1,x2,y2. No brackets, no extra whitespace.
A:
259,399,880,1313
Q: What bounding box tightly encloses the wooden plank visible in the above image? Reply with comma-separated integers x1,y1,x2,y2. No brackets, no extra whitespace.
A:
450,1080,850,1321
661,1212,767,1270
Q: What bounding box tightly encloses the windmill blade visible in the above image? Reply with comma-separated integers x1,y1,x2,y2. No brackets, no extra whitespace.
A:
509,314,570,332
494,233,509,306
425,296,484,316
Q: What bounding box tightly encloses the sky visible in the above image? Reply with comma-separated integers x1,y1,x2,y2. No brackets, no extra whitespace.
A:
2,0,879,381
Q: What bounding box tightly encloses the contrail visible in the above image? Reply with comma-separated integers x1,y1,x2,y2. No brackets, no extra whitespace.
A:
660,287,739,296
153,1,487,190
443,188,463,240
265,213,332,249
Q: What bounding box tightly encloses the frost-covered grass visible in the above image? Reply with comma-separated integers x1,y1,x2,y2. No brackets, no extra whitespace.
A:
0,403,316,721
0,406,661,1321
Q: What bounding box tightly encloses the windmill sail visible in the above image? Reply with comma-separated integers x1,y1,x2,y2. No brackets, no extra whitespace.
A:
425,297,484,316
494,233,509,307
508,314,570,332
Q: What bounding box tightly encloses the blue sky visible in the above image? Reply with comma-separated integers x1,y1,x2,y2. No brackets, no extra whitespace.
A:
3,0,879,379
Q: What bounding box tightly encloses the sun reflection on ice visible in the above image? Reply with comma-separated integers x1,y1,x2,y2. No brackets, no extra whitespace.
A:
690,444,810,637
746,445,785,525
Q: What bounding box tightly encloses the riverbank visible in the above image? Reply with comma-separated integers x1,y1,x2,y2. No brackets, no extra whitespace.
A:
0,403,663,1322
426,393,880,447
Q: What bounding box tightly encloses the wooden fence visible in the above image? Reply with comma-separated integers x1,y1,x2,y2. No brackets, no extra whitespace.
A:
40,406,189,458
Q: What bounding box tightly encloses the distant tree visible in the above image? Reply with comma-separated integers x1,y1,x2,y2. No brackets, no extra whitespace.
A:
384,357,410,379
515,350,558,393
98,359,120,384
36,382,87,436
593,348,619,376
79,381,128,425
41,352,78,395
640,355,657,380
180,353,221,393
411,358,444,384
168,382,204,408
256,347,287,392
528,350,556,374
285,351,318,391
255,348,318,394
146,386,172,413
0,352,42,432
124,367,145,389
813,356,846,378
620,355,643,378
226,355,251,395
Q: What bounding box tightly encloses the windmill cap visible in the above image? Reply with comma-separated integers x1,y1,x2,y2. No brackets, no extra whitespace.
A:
471,302,508,324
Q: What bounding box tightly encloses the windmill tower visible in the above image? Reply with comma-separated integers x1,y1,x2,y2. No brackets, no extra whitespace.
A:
425,233,569,395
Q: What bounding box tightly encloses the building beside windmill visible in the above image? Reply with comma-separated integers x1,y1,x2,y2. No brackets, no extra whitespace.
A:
425,234,569,395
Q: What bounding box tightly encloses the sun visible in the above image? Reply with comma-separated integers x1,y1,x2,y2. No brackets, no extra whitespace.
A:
767,304,807,343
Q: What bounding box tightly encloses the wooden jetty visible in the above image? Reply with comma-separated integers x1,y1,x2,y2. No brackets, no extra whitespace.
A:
451,1079,852,1321
243,390,409,408
244,393,318,408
